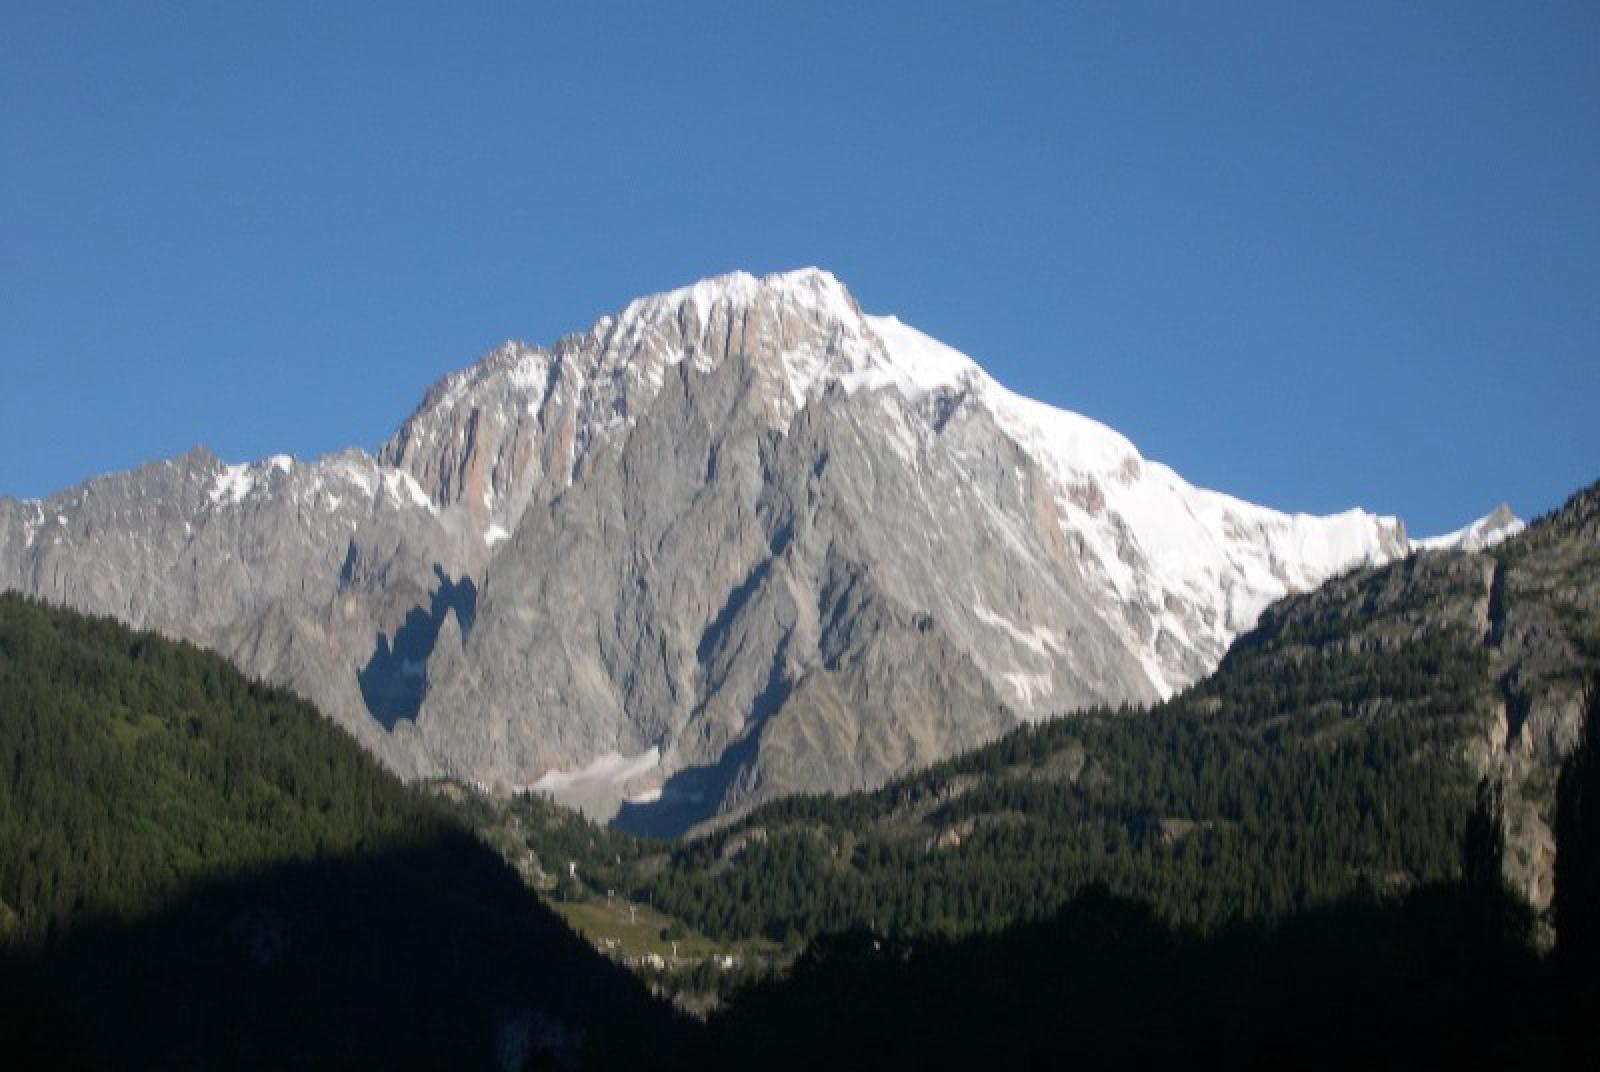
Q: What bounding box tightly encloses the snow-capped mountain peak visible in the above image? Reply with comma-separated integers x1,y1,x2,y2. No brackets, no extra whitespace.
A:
377,269,1409,704
615,267,860,330
0,268,1444,828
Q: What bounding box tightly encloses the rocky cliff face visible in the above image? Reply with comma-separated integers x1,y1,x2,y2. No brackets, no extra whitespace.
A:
1,269,1418,830
1226,480,1600,909
1479,484,1600,906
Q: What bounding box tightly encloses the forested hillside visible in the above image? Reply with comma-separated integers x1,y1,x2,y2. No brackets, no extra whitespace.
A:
0,593,446,940
679,681,1595,1068
0,594,682,1070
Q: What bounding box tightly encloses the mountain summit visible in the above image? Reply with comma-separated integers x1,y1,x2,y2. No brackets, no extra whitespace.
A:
3,270,1434,830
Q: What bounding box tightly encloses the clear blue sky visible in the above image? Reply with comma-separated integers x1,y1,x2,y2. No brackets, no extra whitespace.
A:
3,2,1595,535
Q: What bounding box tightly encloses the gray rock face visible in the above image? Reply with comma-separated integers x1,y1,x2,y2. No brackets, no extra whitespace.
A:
1479,482,1600,907
0,269,1415,831
0,446,473,776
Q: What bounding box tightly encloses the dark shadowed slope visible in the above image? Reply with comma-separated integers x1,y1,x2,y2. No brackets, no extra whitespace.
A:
0,594,684,1070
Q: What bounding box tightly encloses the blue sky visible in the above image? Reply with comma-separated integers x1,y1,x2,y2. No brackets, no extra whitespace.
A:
3,2,1595,535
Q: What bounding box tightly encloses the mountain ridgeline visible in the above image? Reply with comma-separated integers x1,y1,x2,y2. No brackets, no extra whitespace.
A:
499,480,1599,942
0,594,683,1070
0,270,1417,832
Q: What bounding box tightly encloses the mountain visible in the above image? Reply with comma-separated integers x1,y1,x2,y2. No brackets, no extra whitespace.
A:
0,593,683,1070
3,269,1425,830
502,480,1597,948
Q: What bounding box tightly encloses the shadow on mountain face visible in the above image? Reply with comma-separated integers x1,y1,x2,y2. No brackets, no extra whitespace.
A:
612,554,797,839
359,567,477,730
0,831,685,1072
612,755,742,840
613,672,788,839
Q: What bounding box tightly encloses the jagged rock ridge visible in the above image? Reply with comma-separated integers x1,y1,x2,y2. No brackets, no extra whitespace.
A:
3,269,1440,830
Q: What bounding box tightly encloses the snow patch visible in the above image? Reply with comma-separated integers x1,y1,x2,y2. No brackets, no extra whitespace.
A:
530,748,661,794
20,504,44,549
380,469,437,514
780,344,833,410
1000,670,1056,707
208,464,255,505
876,395,922,466
484,523,511,547
330,458,377,498
848,315,978,401
1133,644,1176,702
973,599,1063,658
507,351,550,392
